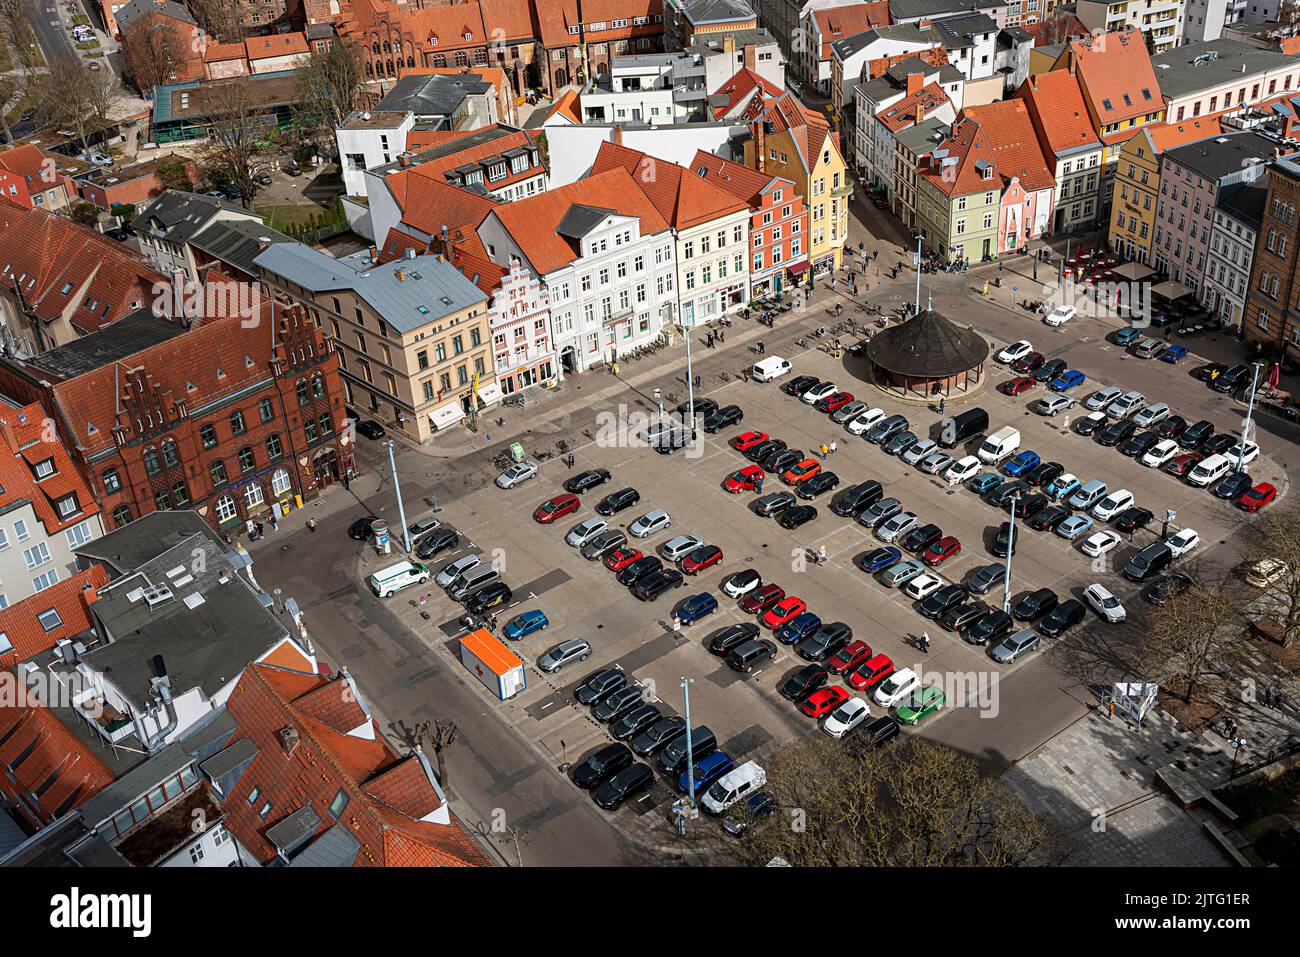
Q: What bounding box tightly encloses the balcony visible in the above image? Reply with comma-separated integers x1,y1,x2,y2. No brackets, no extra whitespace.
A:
673,86,709,102
831,181,853,198
77,695,136,744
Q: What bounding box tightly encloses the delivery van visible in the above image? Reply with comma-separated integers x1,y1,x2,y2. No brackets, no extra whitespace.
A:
1186,453,1231,487
752,356,792,382
701,760,767,815
369,560,429,598
938,407,989,449
977,426,1021,464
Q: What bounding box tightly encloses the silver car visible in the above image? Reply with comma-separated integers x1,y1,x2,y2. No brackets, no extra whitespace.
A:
629,509,671,538
1084,583,1127,623
581,528,627,560
495,460,540,488
919,451,954,475
900,438,937,466
1084,386,1122,411
876,511,918,543
538,638,591,672
436,554,482,588
1106,390,1146,418
858,496,902,528
661,534,704,561
830,400,868,424
990,628,1040,663
565,518,609,547
879,558,926,588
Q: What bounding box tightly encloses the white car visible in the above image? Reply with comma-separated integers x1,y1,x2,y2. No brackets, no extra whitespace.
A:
822,696,870,739
1106,391,1146,418
436,554,482,588
1084,583,1127,622
997,339,1033,364
802,382,837,404
1132,402,1170,428
1140,439,1179,468
1080,530,1122,557
1044,305,1077,327
1035,394,1076,416
873,667,920,708
1084,386,1123,411
661,534,705,561
1226,441,1260,466
566,518,609,547
1247,559,1289,588
1166,528,1200,558
904,572,944,600
721,571,762,598
629,509,671,538
495,460,539,488
845,407,886,435
945,455,982,485
1092,489,1134,521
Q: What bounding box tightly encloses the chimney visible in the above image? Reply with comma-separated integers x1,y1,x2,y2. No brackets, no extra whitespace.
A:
743,44,756,72
906,71,924,96
277,725,300,755
0,417,15,453
753,120,766,173
723,35,735,54
399,152,412,167
395,270,406,281
368,245,378,261
611,123,623,145
405,247,416,260
916,102,925,125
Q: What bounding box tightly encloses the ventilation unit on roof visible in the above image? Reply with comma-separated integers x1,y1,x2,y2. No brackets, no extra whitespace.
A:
165,565,187,579
141,583,174,607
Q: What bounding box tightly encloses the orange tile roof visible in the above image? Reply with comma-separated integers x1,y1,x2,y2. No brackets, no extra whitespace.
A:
757,92,835,174
379,229,433,264
396,175,501,240
1146,115,1227,153
961,99,1055,192
245,32,309,60
691,149,794,208
1280,36,1300,55
0,400,102,536
1068,29,1160,128
485,166,671,275
878,81,951,133
0,565,108,667
814,1,890,59
403,128,480,153
203,41,246,63
1015,70,1102,159
591,141,749,230
398,126,539,187
0,702,115,825
221,662,493,866
546,88,582,124
865,47,949,81
449,232,507,295
340,0,489,54
712,68,783,120
920,116,1000,196
536,0,664,47
480,0,540,40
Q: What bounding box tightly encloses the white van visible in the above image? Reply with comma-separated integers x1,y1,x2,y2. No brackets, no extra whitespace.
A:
977,426,1021,464
752,356,792,382
701,760,767,815
1186,453,1232,487
369,560,429,598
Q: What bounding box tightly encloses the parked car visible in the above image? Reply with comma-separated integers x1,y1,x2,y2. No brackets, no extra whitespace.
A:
495,460,539,488
847,654,894,692
628,509,671,537
702,405,744,432
1084,583,1127,622
574,668,627,705
535,493,581,524
596,487,641,515
503,609,549,640
592,763,655,809
754,491,797,515
895,685,946,724
778,665,828,701
1038,599,1087,637
538,638,591,672
721,569,762,598
1012,587,1058,621
872,668,920,708
990,628,1041,663
570,743,634,789
1238,482,1278,512
739,583,786,615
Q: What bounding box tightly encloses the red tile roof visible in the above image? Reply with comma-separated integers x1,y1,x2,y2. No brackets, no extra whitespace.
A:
221,662,493,866
536,0,664,47
484,166,671,275
0,565,108,667
0,702,115,826
245,32,309,60
1015,70,1102,159
398,126,540,190
591,141,749,230
877,81,951,133
814,2,891,60
402,128,480,153
961,99,1055,192
203,41,246,63
378,229,433,264
480,0,540,41
757,92,836,174
395,175,501,241
865,46,949,81
545,88,582,125
1280,35,1300,55
449,231,507,296
919,116,1000,197
1068,29,1161,129
0,400,102,536
690,149,794,209
712,68,783,120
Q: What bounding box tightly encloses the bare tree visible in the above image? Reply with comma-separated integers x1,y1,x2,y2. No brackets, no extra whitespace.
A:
42,58,120,156
414,718,459,788
200,76,271,206
1242,503,1300,649
0,0,40,75
292,40,364,162
1140,584,1245,703
0,73,22,144
187,0,243,44
121,18,194,94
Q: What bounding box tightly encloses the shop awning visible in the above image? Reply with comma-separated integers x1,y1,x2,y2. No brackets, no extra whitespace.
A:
1111,261,1155,282
1152,280,1194,301
428,402,464,431
476,381,504,408
787,260,810,275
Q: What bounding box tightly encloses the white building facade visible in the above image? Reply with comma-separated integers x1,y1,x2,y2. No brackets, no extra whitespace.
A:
676,209,752,326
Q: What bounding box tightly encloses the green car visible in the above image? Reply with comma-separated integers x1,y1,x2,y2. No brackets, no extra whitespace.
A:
895,685,945,726
1112,327,1143,346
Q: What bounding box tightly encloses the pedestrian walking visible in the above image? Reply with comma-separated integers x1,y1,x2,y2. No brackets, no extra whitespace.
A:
718,329,725,343
757,339,765,354
754,474,764,494
829,440,837,456
269,510,279,531
819,442,829,459
938,397,945,415
919,632,930,654
306,518,317,533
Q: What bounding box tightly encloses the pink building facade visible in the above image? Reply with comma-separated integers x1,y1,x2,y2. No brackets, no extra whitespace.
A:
998,175,1055,255
490,261,559,394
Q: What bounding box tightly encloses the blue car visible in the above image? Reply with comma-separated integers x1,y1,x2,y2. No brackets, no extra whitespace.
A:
1160,344,1190,364
969,472,1004,494
858,545,902,573
676,593,719,625
1050,370,1086,392
1003,450,1041,477
678,751,734,794
503,609,549,640
1113,327,1143,346
1212,471,1252,499
1045,473,1081,501
776,612,822,645
1055,515,1094,540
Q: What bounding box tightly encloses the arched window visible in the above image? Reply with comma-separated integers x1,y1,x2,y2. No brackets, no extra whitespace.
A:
244,482,264,509
296,379,310,404
312,373,326,398
271,468,292,497
103,467,121,494
154,488,171,510
161,439,180,468
237,447,255,472
112,505,132,528
215,496,237,522
143,448,161,476
266,434,282,459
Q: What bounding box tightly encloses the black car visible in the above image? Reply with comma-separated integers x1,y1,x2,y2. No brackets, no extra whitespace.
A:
782,375,820,397
575,668,628,706
1029,504,1071,532
702,405,744,432
744,438,785,463
709,622,761,656
1211,364,1249,393
356,420,386,440
1012,587,1059,621
465,582,512,615
830,481,884,516
631,568,684,601
1034,358,1068,382
631,717,687,757
779,665,828,701
676,397,719,420
987,480,1030,508
754,491,797,515
902,523,942,553
571,743,634,789
593,686,644,723
964,563,1005,595
609,704,662,741
282,161,302,177
883,430,918,456
596,487,640,515
1201,433,1235,456
797,622,852,662
1113,506,1154,533
415,527,460,559
992,522,1017,557
592,763,655,809
1007,492,1048,518
1119,430,1160,458
965,609,1013,645
765,449,803,475
853,716,901,748
1074,414,1108,437
1145,572,1194,607
564,468,612,494
617,555,662,586
1212,471,1253,500
1192,362,1226,382
657,726,717,776
796,471,840,499
777,505,817,529
919,584,967,619
348,515,380,540
941,601,991,633
104,226,130,241
1180,419,1214,449
1025,461,1065,487
1097,419,1137,447
1038,598,1086,637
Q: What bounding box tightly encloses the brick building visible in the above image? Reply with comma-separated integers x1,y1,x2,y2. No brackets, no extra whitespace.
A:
1243,159,1300,358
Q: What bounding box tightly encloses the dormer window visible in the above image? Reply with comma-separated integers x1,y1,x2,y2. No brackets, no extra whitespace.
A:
982,167,993,180
33,458,56,479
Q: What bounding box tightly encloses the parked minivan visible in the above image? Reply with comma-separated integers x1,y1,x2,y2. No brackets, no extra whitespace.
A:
829,480,883,517
1068,479,1109,510
752,356,792,381
448,563,502,601
701,760,767,815
1122,542,1173,583
1187,453,1232,487
977,426,1021,464
657,726,717,776
369,560,430,598
727,638,778,672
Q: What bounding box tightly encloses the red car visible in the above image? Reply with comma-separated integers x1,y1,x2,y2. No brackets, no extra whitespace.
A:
827,639,872,676
1163,452,1204,477
731,430,769,452
847,654,894,692
533,493,580,524
762,595,808,629
1238,482,1278,512
1001,376,1036,396
922,535,961,567
816,391,855,413
739,583,785,614
800,685,850,717
1013,351,1046,373
724,465,766,493
604,546,643,571
681,544,724,575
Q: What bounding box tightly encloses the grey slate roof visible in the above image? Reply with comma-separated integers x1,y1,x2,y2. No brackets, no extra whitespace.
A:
865,308,989,376
376,73,493,118
895,116,952,154
287,822,361,867
933,12,997,49
24,308,187,380
76,510,219,576
676,0,756,23
1163,130,1284,180
832,22,936,60
190,218,296,277
557,204,617,239
254,243,487,332
265,804,322,856
1151,40,1300,102
370,124,535,178
1217,180,1268,229
131,189,253,245
114,0,194,33
888,0,980,20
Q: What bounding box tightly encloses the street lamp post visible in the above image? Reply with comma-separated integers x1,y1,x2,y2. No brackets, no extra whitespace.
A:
1002,493,1019,613
684,315,696,438
1238,361,1266,473
913,234,922,315
387,440,412,554
682,677,698,821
